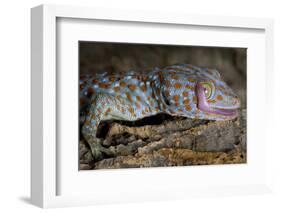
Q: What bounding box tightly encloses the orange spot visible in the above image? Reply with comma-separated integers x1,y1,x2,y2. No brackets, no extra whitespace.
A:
185,84,194,90
85,120,90,125
185,104,192,111
171,74,179,80
140,84,147,92
142,76,148,81
98,83,109,89
126,92,133,102
173,95,180,102
183,99,190,105
87,87,94,97
145,107,149,113
188,77,196,83
109,76,116,82
136,95,141,102
128,84,137,91
208,99,216,104
92,79,99,84
165,80,171,88
79,84,85,91
121,108,125,113
156,88,161,95
142,110,146,115
120,81,126,88
183,91,189,97
175,102,180,107
216,94,223,101
80,75,86,80
174,82,182,89
116,95,122,102
113,86,120,92
128,106,134,114
91,114,96,120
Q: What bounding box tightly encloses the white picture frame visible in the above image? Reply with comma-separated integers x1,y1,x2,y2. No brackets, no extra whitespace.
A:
31,4,274,208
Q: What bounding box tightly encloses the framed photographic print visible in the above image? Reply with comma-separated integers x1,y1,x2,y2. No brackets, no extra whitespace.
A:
78,42,247,170
31,4,274,208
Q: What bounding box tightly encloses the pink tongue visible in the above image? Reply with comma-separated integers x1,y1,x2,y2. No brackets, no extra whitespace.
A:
211,108,237,116
196,83,236,116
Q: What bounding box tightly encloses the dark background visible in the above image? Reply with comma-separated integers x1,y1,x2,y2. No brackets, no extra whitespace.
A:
79,42,246,108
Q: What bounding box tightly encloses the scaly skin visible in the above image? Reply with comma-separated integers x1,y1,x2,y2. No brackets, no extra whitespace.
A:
79,64,240,161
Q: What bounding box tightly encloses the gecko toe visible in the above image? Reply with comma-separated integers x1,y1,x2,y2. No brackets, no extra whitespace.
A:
89,139,115,162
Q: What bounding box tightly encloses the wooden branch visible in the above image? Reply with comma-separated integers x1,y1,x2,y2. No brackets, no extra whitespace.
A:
79,109,246,170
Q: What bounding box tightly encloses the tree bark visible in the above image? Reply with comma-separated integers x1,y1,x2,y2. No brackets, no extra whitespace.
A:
79,109,246,170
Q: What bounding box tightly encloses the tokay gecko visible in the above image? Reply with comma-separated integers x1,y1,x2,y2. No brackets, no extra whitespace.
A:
80,64,240,161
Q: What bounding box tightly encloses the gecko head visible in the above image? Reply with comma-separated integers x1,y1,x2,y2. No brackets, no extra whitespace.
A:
194,69,240,120
159,65,240,120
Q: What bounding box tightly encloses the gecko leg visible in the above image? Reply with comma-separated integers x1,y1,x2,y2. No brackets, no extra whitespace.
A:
81,93,128,161
81,95,112,161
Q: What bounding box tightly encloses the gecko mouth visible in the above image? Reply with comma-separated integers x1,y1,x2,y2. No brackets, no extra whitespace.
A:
196,83,239,118
208,107,238,117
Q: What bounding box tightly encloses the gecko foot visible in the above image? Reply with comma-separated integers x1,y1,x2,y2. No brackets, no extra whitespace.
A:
88,139,114,162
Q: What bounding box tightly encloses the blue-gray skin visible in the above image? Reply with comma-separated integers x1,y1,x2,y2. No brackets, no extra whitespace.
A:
79,64,240,161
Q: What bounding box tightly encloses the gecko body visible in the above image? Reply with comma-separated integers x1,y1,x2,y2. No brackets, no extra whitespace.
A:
80,64,240,161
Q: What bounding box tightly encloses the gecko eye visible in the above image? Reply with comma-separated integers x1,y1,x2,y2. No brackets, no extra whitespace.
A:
201,82,215,99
